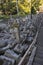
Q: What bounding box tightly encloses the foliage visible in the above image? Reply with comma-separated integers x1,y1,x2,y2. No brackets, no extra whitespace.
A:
31,6,36,14
31,0,41,14
0,0,42,16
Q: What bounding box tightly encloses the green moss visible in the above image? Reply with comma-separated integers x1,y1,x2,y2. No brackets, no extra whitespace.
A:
0,15,10,19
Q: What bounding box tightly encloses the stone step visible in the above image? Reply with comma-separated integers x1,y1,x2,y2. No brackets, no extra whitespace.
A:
38,43,43,46
36,49,43,54
34,57,43,65
36,53,43,59
33,62,41,65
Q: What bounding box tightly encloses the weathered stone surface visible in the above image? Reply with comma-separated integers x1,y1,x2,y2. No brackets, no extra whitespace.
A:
0,56,15,65
0,23,7,31
14,44,28,54
4,49,20,62
0,39,8,48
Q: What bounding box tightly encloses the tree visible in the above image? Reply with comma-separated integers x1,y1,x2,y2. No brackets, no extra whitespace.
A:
31,0,41,14
18,0,31,14
0,0,41,15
